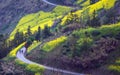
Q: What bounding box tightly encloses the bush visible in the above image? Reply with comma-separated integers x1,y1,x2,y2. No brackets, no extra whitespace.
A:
15,59,44,74
35,72,41,75
101,33,113,38
108,59,120,73
42,36,67,52
91,30,101,36
15,59,27,67
75,37,93,56
115,33,120,40
26,64,44,73
108,65,120,72
77,37,93,47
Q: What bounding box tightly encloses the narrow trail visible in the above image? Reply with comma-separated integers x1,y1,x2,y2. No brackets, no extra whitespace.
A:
42,0,57,6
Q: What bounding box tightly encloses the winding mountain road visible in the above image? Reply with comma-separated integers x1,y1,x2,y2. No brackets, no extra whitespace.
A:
16,46,84,75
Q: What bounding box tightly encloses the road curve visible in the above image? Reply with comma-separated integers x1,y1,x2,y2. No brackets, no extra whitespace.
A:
16,47,84,75
42,0,57,6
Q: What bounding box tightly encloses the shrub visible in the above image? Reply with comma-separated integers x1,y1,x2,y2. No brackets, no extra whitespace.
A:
108,59,120,73
91,30,101,36
42,36,67,52
26,64,44,73
108,65,120,72
35,72,41,75
75,37,93,56
115,33,120,40
15,59,27,67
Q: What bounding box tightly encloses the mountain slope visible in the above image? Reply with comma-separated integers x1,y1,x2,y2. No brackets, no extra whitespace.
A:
61,0,117,25
2,0,120,75
0,0,53,34
9,6,72,40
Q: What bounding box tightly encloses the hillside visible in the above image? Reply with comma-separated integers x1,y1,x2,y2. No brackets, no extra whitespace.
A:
0,0,54,34
0,0,120,75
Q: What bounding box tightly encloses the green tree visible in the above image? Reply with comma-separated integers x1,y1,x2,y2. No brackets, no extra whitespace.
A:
35,26,41,41
43,25,51,38
27,26,32,36
14,29,20,45
73,37,93,57
13,29,25,46
90,10,100,27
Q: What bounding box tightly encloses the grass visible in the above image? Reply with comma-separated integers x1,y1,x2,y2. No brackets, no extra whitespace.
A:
9,6,72,40
108,52,120,73
75,0,91,7
61,0,116,25
7,42,25,58
15,59,44,74
73,23,120,39
26,64,44,73
109,65,120,72
72,23,120,57
42,36,67,52
35,72,41,75
27,41,41,53
108,58,120,72
72,22,120,73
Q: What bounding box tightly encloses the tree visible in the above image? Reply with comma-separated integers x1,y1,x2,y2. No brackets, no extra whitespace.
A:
13,29,25,46
73,37,93,57
35,26,41,41
89,10,100,27
27,26,32,36
42,25,51,38
13,29,20,45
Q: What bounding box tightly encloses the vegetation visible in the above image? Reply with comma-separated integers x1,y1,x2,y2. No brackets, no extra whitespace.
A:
61,0,116,25
7,42,25,58
1,0,120,75
75,0,91,7
26,64,44,73
9,6,72,40
73,23,120,40
15,59,44,74
59,23,120,68
75,37,93,56
42,36,67,52
27,41,41,53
